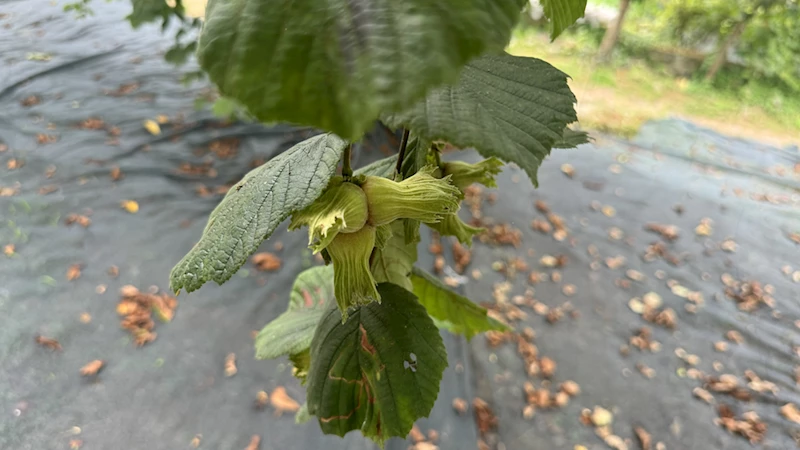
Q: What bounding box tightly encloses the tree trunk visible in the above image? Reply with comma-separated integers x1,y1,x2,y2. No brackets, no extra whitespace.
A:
705,17,750,81
597,0,632,62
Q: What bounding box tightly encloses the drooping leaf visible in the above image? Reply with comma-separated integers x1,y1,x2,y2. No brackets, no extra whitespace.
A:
382,53,578,186
411,267,509,339
306,283,447,445
255,266,334,360
553,127,591,149
196,0,527,140
541,0,588,40
370,221,417,291
170,134,347,293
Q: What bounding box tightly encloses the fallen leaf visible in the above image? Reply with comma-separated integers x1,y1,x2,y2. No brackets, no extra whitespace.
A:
66,263,82,281
34,335,62,351
244,435,260,450
255,390,269,408
142,119,161,135
270,387,300,416
120,200,139,213
110,166,123,181
473,398,498,435
561,163,575,178
4,244,15,256
251,252,281,271
224,353,237,377
65,214,91,228
79,360,104,376
452,397,468,415
21,95,41,107
695,218,713,236
634,426,652,450
155,114,169,124
781,403,800,424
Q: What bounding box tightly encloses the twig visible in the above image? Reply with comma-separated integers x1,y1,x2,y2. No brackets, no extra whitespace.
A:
342,143,353,179
395,129,411,176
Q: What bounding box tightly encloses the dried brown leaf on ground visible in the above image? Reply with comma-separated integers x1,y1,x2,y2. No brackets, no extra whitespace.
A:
117,286,176,347
79,359,104,376
21,95,41,107
77,118,106,130
693,387,714,404
725,330,744,344
409,425,425,443
110,166,123,181
34,335,62,351
780,403,800,424
478,223,522,247
65,214,91,228
473,398,498,435
452,242,472,273
270,387,300,416
561,381,581,397
644,223,680,241
37,134,57,144
716,405,766,443
208,138,240,159
66,263,83,281
1,185,20,196
105,82,139,96
634,426,652,450
255,390,269,409
724,279,774,312
252,252,282,272
244,435,261,450
452,397,468,415
224,353,237,377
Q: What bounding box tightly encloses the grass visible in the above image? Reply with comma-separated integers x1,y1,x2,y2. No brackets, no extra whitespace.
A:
508,27,800,146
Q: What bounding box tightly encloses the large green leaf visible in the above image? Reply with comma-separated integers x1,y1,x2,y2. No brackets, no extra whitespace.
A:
411,267,509,339
541,0,588,40
382,53,578,186
196,0,527,140
255,266,334,360
306,283,447,445
371,221,417,291
170,134,347,293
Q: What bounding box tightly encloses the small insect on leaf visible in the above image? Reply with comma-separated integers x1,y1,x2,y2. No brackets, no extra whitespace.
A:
35,335,62,351
79,359,104,376
120,200,139,213
270,386,299,416
142,119,161,135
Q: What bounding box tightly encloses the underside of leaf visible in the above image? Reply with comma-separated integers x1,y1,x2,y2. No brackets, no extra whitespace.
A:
170,133,346,294
197,0,527,139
